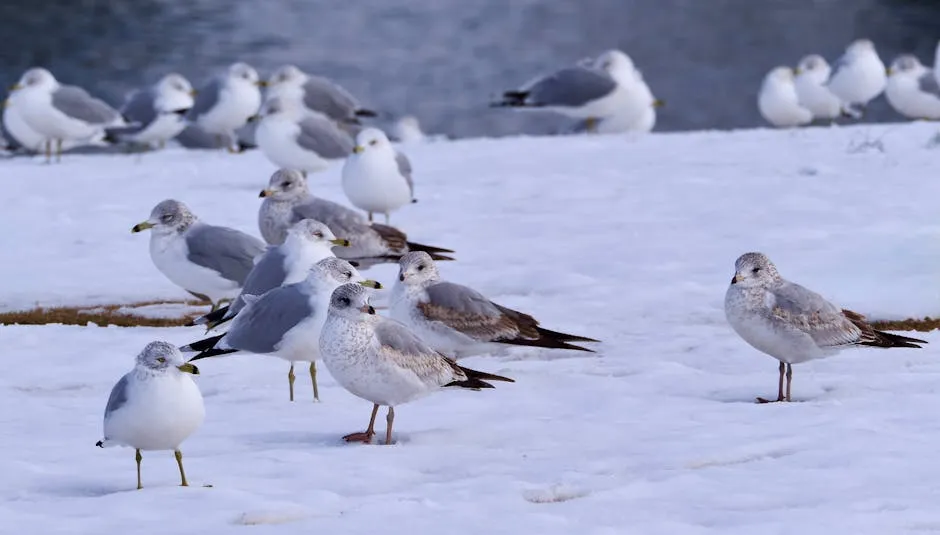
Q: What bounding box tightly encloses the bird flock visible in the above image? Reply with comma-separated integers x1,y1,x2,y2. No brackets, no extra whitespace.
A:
758,38,940,128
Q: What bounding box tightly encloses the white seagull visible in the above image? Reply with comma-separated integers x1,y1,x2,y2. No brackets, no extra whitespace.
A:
107,73,196,148
342,127,415,223
885,55,940,120
794,54,854,121
758,66,813,128
826,39,887,112
186,62,263,150
262,64,377,124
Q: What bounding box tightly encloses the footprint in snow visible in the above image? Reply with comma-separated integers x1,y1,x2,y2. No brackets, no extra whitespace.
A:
522,484,589,504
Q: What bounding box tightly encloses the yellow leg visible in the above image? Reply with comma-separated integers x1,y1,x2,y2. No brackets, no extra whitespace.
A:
44,140,51,163
55,139,62,162
585,117,598,133
175,450,189,487
309,361,320,402
288,363,296,402
135,449,143,490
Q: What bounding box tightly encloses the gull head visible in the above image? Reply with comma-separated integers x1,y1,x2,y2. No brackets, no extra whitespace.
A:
767,66,796,83
287,219,349,248
351,127,393,156
795,54,830,79
328,282,378,318
311,257,379,290
594,49,635,76
266,64,306,88
229,62,261,86
13,67,57,92
730,252,782,288
132,199,196,234
397,251,440,285
887,54,923,77
259,169,308,201
137,341,199,375
846,39,877,58
157,73,196,98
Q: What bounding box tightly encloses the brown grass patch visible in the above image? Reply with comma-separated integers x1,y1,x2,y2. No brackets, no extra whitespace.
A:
0,299,207,327
871,317,940,333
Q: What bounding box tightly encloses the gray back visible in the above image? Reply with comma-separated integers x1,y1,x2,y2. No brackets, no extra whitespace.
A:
234,246,289,314
225,283,314,353
185,224,266,285
296,115,355,158
918,72,940,98
186,77,223,122
291,195,369,241
395,151,414,196
303,75,359,121
103,373,131,418
52,85,120,124
530,67,617,107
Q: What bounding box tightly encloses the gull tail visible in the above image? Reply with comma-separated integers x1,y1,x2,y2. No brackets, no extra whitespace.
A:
445,364,515,390
499,336,595,352
180,334,225,353
406,241,455,261
843,309,928,349
534,326,600,344
189,305,230,327
491,91,535,108
355,108,379,118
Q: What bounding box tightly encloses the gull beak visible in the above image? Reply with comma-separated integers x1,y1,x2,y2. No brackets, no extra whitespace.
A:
886,68,893,76
330,238,351,247
189,89,198,97
131,221,154,233
352,145,364,154
731,274,740,284
177,362,200,375
358,280,382,289
359,304,376,315
247,114,261,123
9,83,23,92
1,99,8,109
652,98,665,108
256,80,268,87
259,189,275,198
398,272,405,282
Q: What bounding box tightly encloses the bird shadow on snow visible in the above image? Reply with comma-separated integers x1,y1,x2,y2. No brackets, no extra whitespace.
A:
240,430,355,449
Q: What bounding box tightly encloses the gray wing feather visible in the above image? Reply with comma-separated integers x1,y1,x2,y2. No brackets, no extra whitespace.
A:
769,282,862,348
186,78,223,122
296,115,354,158
374,320,464,385
291,196,368,238
223,284,313,353
175,124,236,149
426,282,502,318
395,151,414,196
527,67,617,107
828,54,850,81
103,374,131,417
120,89,158,128
302,76,359,121
230,247,288,316
51,86,121,124
918,72,940,98
185,224,266,285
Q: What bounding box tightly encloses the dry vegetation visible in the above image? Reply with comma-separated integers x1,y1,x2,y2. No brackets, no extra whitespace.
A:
871,317,940,333
0,300,206,327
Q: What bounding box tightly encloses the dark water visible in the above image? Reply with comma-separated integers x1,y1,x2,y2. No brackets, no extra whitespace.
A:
0,0,937,139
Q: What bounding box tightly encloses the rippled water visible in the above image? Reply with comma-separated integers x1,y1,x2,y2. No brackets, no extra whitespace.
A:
0,0,937,138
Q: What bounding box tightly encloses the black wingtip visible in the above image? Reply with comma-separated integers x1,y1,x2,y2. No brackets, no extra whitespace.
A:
188,348,238,362
535,326,601,344
95,440,103,448
181,333,225,354
405,241,455,255
355,108,379,118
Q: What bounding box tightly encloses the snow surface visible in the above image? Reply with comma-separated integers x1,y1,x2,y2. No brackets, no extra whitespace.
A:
2,122,940,533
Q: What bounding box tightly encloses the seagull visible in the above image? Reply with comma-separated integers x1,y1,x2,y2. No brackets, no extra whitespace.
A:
341,127,415,223
106,73,196,149
320,282,515,445
724,252,926,403
390,252,598,358
758,66,813,128
257,169,454,264
191,218,350,330
934,39,940,88
262,64,377,124
253,96,354,174
884,55,940,120
388,115,426,143
2,97,89,154
95,341,203,490
7,67,126,161
794,55,855,121
826,39,887,112
186,62,263,151
132,199,266,310
183,258,381,402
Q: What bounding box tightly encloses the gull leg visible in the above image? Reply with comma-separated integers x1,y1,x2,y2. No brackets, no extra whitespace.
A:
384,406,395,445
384,213,390,225
55,139,63,162
343,403,379,443
288,363,296,402
367,212,373,222
757,362,787,403
585,117,598,133
135,449,143,490
309,361,320,402
44,139,51,163
174,450,189,487
785,363,793,402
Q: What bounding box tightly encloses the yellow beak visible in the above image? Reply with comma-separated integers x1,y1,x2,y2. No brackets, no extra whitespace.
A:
131,221,154,233
359,280,382,289
189,89,198,97
259,189,275,198
652,99,665,108
2,99,8,109
330,238,351,247
256,80,269,87
9,83,23,92
177,362,200,374
352,145,364,154
886,68,893,76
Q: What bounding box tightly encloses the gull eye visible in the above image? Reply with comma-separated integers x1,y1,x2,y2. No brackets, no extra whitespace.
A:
344,271,352,278
751,267,760,274
339,297,350,306
156,357,166,363
369,139,378,146
417,265,425,271
161,214,174,222
313,231,323,238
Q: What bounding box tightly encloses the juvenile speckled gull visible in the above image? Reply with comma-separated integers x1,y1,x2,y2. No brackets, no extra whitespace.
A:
253,96,354,174
184,258,380,402
826,39,887,111
132,199,266,310
885,55,940,120
794,55,854,121
319,282,515,445
757,67,813,128
192,219,350,329
724,252,926,403
263,64,377,124
106,74,195,148
186,62,262,150
7,67,125,161
95,341,204,490
257,169,454,263
342,127,416,223
390,252,598,358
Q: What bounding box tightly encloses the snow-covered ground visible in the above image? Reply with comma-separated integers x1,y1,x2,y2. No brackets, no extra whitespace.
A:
2,122,940,533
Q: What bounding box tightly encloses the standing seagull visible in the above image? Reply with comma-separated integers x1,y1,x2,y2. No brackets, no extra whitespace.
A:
884,55,940,120
192,219,350,329
253,96,354,174
794,55,854,121
263,64,377,124
758,67,813,128
391,252,598,357
258,169,453,263
342,127,416,223
184,258,380,402
107,73,196,149
186,62,263,151
826,39,887,113
320,283,515,445
724,252,926,403
7,67,125,161
96,341,204,490
132,199,266,310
